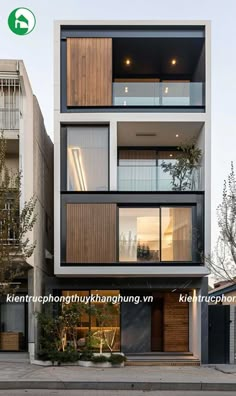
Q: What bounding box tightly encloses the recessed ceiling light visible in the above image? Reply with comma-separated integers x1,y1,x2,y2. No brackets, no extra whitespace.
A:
169,154,173,157
164,87,169,94
176,134,179,137
171,59,177,65
125,58,131,66
125,86,128,93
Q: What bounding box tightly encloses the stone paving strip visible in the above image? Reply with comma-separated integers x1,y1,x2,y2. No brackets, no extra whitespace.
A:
0,363,236,391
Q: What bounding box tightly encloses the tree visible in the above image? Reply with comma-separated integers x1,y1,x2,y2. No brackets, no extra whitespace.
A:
161,141,202,191
0,133,37,295
206,162,236,282
89,302,119,354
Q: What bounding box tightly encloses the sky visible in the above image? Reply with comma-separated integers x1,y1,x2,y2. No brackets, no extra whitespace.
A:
1,0,236,251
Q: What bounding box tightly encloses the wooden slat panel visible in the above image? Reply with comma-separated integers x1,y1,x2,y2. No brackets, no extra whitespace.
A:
67,38,112,106
164,293,189,352
66,203,116,263
119,150,157,160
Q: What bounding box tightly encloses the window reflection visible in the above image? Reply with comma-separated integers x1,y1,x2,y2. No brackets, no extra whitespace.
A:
67,126,108,191
161,207,192,261
62,290,120,352
119,207,192,262
119,208,160,262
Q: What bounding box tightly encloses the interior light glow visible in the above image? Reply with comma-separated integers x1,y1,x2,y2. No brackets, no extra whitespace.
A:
68,147,87,191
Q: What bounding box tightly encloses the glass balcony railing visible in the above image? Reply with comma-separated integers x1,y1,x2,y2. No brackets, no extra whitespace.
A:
118,165,202,191
0,109,19,130
113,82,204,107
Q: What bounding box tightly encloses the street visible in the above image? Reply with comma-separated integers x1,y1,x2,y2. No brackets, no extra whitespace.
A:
0,391,235,396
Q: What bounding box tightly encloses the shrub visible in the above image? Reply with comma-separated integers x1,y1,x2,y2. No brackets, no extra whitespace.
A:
79,350,94,361
108,354,126,365
91,354,108,363
38,349,80,364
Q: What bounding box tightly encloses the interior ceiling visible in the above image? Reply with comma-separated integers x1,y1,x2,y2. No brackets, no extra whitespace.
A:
113,38,204,77
117,122,203,147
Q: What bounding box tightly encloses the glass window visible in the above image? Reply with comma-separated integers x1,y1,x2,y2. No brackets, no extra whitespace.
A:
62,290,120,352
67,126,108,191
90,290,120,352
119,207,193,263
161,207,192,261
0,302,25,351
119,208,160,262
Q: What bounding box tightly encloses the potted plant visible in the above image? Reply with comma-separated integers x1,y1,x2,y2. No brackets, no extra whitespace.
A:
161,141,202,191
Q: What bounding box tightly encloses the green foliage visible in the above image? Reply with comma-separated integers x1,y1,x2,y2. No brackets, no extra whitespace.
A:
37,302,123,363
91,354,108,363
79,350,94,361
0,132,37,295
89,302,119,354
108,353,126,365
161,141,202,191
38,349,80,364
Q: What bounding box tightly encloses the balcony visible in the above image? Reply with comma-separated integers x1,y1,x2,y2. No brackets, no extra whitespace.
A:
118,165,202,191
113,82,204,107
0,109,19,130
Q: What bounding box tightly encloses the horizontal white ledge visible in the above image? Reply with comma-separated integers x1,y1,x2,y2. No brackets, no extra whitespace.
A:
54,266,210,278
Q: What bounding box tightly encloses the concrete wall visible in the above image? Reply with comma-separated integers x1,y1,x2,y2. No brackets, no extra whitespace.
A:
18,61,53,359
28,96,53,357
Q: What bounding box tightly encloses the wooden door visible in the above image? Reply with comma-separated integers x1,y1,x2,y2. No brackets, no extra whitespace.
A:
67,38,112,106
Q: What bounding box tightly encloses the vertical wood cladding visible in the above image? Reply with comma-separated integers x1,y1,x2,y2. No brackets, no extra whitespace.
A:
66,203,116,263
164,293,189,352
67,38,112,106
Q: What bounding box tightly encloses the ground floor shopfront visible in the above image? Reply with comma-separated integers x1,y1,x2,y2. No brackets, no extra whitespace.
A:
45,276,208,363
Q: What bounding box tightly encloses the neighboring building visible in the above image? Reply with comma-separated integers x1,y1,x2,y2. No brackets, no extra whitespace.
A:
208,281,236,364
209,280,236,304
53,21,211,364
0,60,53,358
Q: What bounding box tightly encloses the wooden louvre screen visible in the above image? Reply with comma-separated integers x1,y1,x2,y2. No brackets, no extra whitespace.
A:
67,38,112,106
163,293,189,352
66,203,116,263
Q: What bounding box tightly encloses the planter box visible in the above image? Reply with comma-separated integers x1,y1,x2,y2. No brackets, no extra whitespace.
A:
79,360,124,368
32,359,124,368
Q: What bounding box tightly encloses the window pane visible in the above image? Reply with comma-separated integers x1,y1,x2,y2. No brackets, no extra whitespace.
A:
67,126,108,191
61,290,120,352
119,208,160,262
161,207,192,261
90,290,120,352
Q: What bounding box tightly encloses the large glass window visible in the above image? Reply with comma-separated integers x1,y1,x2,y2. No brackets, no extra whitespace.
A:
67,126,108,191
119,208,160,262
62,290,120,352
119,207,192,262
161,207,192,261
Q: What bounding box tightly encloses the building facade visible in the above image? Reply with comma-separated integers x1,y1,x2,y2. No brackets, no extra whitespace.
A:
0,60,53,357
53,21,211,363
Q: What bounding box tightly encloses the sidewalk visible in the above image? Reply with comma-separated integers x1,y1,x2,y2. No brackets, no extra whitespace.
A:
0,361,236,391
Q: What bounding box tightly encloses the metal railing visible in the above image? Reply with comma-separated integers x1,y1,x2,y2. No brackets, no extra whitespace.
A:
113,82,204,107
0,108,19,130
118,165,202,191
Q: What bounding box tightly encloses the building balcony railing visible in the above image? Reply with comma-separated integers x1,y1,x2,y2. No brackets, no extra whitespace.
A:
113,82,204,107
117,165,202,191
0,108,19,130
